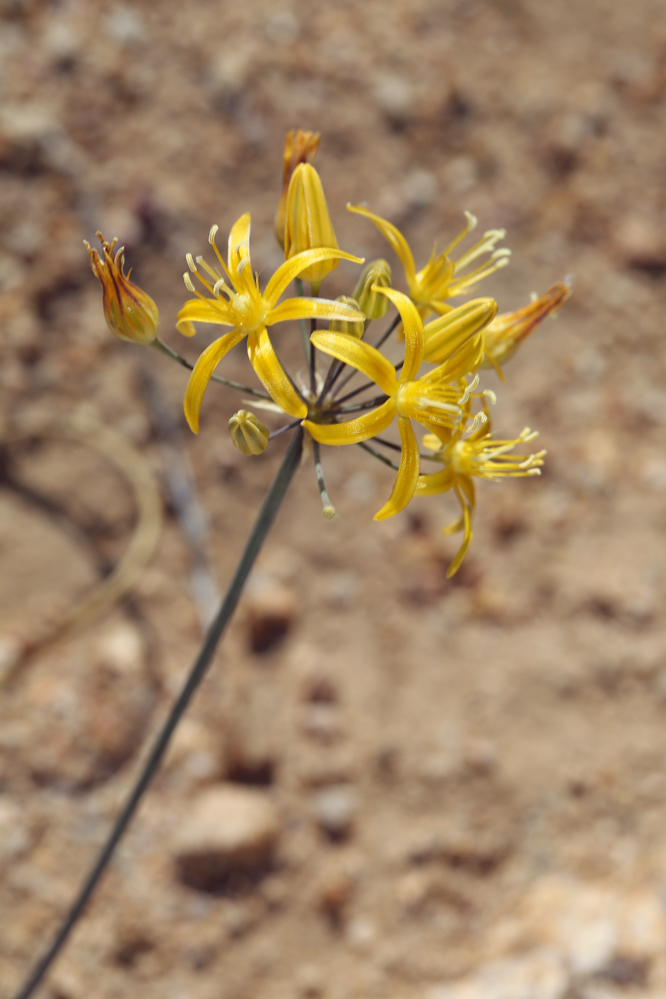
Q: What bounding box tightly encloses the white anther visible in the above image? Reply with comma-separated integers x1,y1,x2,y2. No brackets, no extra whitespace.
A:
491,248,512,260
465,411,487,436
183,273,196,293
186,253,197,273
463,210,478,232
483,229,506,241
459,374,480,406
209,224,219,245
213,278,225,296
234,239,249,254
236,257,251,275
482,389,497,405
115,245,125,264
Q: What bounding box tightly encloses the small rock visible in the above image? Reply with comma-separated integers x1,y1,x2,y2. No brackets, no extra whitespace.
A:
312,785,358,840
427,950,568,999
295,963,325,997
96,623,144,674
300,668,339,704
346,915,377,953
301,704,343,742
173,785,280,890
226,680,280,783
403,168,438,207
246,579,298,653
315,859,357,918
614,216,666,272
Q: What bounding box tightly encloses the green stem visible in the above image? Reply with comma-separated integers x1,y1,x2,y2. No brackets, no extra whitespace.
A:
357,440,400,470
294,279,311,366
13,427,305,999
151,338,270,400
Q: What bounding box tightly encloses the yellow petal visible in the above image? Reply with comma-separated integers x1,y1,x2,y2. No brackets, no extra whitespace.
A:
422,298,497,365
227,212,252,286
416,467,454,496
176,298,236,336
184,328,245,433
373,416,420,520
304,398,396,445
263,248,365,307
371,287,424,381
247,327,307,419
347,204,417,288
446,481,475,577
268,297,364,325
310,330,398,398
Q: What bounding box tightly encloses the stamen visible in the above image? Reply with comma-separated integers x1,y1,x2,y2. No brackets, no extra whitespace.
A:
183,273,196,293
213,278,225,296
482,389,497,405
419,397,461,415
114,245,125,265
196,256,220,280
237,257,251,275
459,374,480,406
209,224,219,245
186,253,197,273
465,412,487,436
234,239,250,255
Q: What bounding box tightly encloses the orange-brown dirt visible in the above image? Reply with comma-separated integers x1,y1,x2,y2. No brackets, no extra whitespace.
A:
2,1,666,998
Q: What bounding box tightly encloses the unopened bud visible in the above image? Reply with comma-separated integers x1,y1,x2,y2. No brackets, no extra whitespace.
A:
228,410,270,456
328,296,365,339
353,259,392,319
482,281,572,370
423,298,497,366
275,129,320,249
284,163,338,293
84,232,159,345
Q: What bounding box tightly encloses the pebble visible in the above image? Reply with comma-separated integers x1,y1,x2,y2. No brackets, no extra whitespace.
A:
245,579,298,653
172,785,280,890
312,785,358,840
427,950,568,999
614,216,666,272
301,704,343,742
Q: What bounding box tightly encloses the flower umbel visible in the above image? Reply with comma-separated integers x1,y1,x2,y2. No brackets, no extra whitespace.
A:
84,232,159,344
176,212,364,432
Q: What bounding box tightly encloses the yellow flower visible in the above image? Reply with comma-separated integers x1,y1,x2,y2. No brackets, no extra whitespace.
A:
417,418,545,577
275,129,320,249
482,281,572,376
284,163,339,292
303,287,482,521
347,205,510,317
228,410,270,455
176,212,364,433
84,232,159,344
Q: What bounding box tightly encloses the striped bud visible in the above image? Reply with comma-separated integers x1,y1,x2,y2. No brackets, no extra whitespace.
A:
327,296,365,339
84,232,159,345
284,163,338,293
352,259,392,320
228,411,270,455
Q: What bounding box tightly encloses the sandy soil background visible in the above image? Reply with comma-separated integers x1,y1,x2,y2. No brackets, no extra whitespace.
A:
2,0,666,997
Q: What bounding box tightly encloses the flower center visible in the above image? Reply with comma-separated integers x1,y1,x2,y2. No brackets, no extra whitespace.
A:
231,292,269,332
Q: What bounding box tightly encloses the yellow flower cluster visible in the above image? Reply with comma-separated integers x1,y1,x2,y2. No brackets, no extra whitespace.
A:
86,131,571,575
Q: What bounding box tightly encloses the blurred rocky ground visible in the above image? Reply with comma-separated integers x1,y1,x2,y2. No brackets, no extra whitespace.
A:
2,0,666,997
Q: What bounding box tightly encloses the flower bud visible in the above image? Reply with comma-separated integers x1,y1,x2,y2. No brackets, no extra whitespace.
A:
275,129,320,249
352,259,392,319
84,232,159,345
228,410,270,456
482,281,572,370
328,296,365,339
284,163,338,293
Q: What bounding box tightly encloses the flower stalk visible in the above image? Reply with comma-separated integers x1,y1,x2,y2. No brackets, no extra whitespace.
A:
13,427,305,999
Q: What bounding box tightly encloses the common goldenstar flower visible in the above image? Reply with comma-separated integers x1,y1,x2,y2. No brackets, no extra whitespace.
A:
417,417,545,576
177,212,364,432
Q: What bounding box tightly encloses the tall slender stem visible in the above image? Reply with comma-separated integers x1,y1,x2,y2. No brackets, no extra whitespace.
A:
151,338,270,400
13,427,304,999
